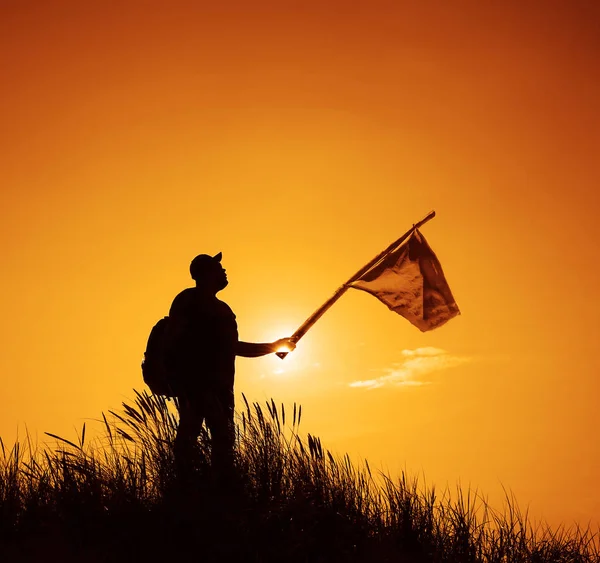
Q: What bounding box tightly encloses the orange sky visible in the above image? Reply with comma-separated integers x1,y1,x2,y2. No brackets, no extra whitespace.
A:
1,1,599,527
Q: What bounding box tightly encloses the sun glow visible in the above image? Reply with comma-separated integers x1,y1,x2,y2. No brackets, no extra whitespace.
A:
272,344,298,375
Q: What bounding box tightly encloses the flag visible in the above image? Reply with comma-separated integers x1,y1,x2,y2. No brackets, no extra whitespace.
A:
349,229,460,331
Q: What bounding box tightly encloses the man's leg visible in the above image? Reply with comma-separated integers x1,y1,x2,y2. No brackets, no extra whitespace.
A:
204,389,235,482
174,396,204,480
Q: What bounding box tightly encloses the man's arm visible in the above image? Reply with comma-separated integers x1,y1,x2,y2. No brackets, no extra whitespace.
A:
236,338,295,358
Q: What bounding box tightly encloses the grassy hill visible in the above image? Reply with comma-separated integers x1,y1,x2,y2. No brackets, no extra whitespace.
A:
1,391,598,562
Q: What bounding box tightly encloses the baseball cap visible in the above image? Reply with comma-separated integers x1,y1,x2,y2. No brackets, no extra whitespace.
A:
190,252,222,280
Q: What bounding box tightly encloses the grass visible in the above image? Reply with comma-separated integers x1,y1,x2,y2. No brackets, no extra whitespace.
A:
1,389,598,562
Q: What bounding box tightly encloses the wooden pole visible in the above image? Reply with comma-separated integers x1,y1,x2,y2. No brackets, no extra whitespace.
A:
277,210,436,359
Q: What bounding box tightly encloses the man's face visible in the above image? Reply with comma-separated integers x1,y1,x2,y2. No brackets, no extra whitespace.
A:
212,262,228,291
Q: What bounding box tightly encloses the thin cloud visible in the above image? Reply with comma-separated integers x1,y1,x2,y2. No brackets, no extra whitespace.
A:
401,347,447,357
349,348,470,390
349,379,384,389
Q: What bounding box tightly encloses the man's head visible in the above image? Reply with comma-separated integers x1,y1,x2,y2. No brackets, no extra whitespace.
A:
190,252,228,292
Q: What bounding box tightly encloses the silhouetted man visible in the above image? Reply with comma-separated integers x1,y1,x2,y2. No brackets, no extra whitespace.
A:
166,252,294,480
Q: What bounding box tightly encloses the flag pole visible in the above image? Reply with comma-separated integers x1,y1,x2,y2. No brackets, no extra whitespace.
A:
277,210,436,359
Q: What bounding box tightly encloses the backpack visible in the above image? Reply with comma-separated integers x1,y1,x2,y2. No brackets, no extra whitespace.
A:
141,316,176,397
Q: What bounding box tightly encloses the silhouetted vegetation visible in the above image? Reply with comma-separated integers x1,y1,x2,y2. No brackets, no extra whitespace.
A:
1,391,598,562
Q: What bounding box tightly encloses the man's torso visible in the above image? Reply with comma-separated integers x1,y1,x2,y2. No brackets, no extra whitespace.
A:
166,288,238,393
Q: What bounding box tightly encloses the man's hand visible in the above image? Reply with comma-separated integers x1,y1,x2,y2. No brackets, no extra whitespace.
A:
236,338,297,358
271,337,296,353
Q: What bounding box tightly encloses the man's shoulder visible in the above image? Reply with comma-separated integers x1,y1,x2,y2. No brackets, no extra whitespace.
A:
169,288,196,315
169,291,235,319
215,298,236,319
174,288,196,299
